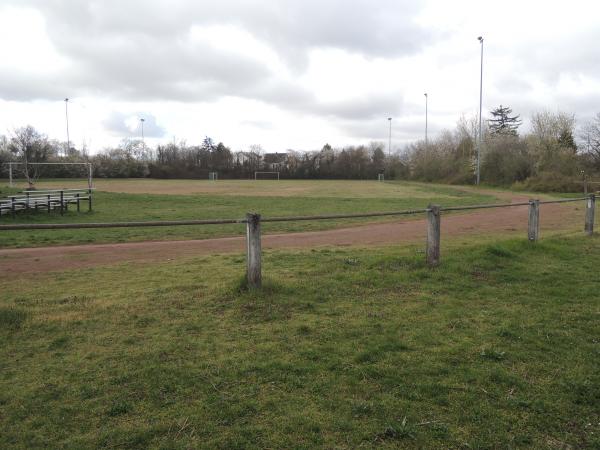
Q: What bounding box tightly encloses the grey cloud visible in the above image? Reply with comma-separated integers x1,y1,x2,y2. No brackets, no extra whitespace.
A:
0,74,68,102
4,0,430,109
241,120,274,130
338,114,431,144
314,93,403,120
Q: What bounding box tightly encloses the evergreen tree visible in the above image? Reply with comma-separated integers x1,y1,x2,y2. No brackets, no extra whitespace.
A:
558,129,577,152
489,105,522,136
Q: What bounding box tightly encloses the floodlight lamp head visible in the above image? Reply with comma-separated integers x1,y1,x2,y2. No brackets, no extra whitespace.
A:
388,117,392,121
478,36,483,42
64,98,69,102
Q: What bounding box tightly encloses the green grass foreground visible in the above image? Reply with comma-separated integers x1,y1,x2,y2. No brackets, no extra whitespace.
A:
0,180,498,248
1,235,598,448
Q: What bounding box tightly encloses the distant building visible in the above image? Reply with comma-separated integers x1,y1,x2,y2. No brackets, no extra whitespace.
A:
263,152,288,170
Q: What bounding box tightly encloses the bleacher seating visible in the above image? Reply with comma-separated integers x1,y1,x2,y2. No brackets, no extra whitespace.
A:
0,189,93,217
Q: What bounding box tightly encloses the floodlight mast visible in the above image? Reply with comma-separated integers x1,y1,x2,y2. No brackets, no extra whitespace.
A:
387,117,392,157
424,93,428,147
140,118,145,148
64,98,70,157
476,36,484,185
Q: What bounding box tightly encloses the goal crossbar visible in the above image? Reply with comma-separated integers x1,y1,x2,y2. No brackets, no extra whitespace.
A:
254,171,280,180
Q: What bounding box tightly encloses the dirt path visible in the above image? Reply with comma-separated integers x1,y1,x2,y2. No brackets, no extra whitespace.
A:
0,195,583,275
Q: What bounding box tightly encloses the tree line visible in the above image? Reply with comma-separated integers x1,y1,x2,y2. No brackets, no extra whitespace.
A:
2,107,600,191
405,107,600,191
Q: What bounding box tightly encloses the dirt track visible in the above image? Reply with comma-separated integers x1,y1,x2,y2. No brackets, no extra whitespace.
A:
0,197,582,275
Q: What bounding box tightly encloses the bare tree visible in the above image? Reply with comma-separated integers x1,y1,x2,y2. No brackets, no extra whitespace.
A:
8,126,52,188
530,111,576,142
580,113,600,169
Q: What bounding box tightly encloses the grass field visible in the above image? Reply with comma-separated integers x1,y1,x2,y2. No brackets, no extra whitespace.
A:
1,234,598,448
0,179,501,248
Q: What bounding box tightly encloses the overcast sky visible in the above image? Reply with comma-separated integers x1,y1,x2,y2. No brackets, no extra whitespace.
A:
0,0,599,153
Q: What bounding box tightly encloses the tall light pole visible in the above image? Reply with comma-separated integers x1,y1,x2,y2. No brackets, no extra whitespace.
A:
64,98,70,157
387,117,392,156
476,36,484,185
424,93,428,147
140,118,145,148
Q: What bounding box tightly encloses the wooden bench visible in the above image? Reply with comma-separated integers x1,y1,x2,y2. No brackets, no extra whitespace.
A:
0,189,93,217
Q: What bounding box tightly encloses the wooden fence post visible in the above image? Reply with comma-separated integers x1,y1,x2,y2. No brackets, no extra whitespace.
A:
246,212,262,288
528,199,540,242
426,205,441,267
585,194,595,236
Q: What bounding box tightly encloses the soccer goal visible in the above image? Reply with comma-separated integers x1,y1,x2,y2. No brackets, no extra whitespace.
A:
5,162,93,189
208,172,218,181
378,173,385,182
254,171,280,180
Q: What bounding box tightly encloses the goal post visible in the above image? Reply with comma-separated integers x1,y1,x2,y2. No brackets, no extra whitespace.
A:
5,162,93,189
208,172,218,181
254,171,280,180
378,173,385,182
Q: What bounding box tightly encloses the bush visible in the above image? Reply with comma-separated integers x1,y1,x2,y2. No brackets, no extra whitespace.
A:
514,172,583,193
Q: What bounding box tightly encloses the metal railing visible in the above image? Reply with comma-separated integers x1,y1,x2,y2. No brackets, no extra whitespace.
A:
0,195,596,288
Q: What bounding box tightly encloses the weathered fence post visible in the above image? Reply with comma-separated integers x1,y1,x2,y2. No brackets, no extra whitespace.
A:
585,194,595,236
246,212,262,288
528,199,540,242
426,205,441,267
60,191,64,216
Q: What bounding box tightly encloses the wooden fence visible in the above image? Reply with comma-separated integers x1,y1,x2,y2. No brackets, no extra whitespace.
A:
0,195,595,288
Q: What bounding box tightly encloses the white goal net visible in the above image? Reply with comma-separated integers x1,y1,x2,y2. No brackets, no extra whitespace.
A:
5,162,93,190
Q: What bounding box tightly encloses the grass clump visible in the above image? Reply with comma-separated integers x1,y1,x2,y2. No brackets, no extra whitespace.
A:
0,307,28,331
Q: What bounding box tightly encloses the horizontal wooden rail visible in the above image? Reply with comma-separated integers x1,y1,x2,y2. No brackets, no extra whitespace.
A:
0,218,246,230
261,208,431,223
538,197,589,204
439,197,588,212
440,201,531,212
